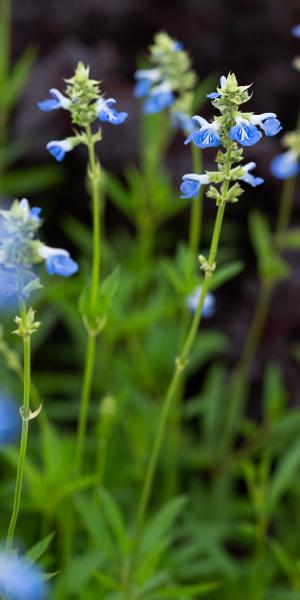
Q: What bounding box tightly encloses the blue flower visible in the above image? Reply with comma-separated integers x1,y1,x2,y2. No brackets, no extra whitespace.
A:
230,119,262,146
186,286,215,318
133,68,161,98
38,246,78,277
184,116,221,149
96,98,128,125
171,111,194,134
207,75,227,99
0,552,48,600
292,24,300,38
37,88,70,112
240,162,264,187
143,83,175,114
0,266,40,304
0,394,20,446
250,112,282,137
180,173,209,199
173,41,183,51
46,139,73,162
271,150,299,179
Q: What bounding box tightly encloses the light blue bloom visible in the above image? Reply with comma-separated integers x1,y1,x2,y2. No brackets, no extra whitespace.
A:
173,41,183,52
292,24,300,38
207,75,227,99
37,88,70,112
46,139,73,162
143,82,175,114
96,98,128,125
171,111,194,134
0,394,20,446
250,112,282,136
240,162,264,187
38,246,78,277
184,115,221,149
180,173,209,199
0,552,48,600
271,150,299,179
186,286,215,318
134,68,161,98
230,118,262,146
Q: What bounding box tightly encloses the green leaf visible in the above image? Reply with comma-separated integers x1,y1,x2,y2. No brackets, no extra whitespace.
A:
262,362,286,424
279,227,300,249
97,487,128,552
26,532,55,563
249,211,289,282
150,581,220,598
2,47,36,110
141,496,186,555
0,165,63,195
269,437,300,508
209,260,244,291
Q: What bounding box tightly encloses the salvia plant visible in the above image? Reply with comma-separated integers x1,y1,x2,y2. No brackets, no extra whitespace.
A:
2,18,300,600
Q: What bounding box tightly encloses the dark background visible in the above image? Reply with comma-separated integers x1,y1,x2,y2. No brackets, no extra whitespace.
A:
9,0,300,403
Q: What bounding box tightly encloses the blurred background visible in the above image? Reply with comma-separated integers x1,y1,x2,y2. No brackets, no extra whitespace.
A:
3,0,300,405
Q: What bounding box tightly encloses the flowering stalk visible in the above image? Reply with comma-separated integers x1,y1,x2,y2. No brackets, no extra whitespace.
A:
38,63,127,475
188,144,204,260
74,124,102,475
6,305,40,549
125,73,270,598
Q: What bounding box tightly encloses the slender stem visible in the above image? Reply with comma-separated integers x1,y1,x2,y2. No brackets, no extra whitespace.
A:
124,201,226,599
220,279,272,453
6,309,31,549
75,125,102,475
188,145,203,262
275,175,298,245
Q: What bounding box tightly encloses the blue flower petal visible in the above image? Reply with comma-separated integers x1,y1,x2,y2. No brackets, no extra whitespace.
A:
180,178,201,199
143,90,174,114
0,552,48,600
134,78,152,98
45,255,78,277
47,145,65,162
0,394,20,446
260,118,282,137
207,92,221,99
230,122,262,146
292,24,300,38
37,98,60,112
271,152,300,179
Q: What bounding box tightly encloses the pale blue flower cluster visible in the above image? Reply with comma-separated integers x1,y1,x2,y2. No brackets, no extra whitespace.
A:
0,199,78,304
0,551,48,600
271,150,299,179
186,286,215,318
0,394,20,446
292,24,300,38
38,88,127,161
134,40,183,114
180,162,263,199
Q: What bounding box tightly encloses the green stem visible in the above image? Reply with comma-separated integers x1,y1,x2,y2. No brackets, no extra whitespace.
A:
124,201,226,599
75,125,102,475
188,144,203,262
220,280,272,454
6,307,31,549
275,175,298,246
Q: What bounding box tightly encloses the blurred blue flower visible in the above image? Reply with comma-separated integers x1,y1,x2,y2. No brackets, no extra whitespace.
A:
207,75,227,99
37,88,71,112
46,139,73,162
230,119,262,146
0,552,48,600
184,115,221,149
38,246,78,277
171,111,194,134
271,150,299,179
143,83,175,114
240,162,264,187
0,394,20,446
134,68,161,98
292,24,300,38
96,98,128,125
250,112,282,137
186,286,215,318
180,173,209,199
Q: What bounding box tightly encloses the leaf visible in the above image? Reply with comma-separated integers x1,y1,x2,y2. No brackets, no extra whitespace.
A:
97,487,128,553
279,227,300,249
209,261,244,291
187,331,228,375
141,496,186,555
26,532,55,563
2,47,36,110
0,165,63,195
249,211,289,282
268,437,300,508
262,362,286,424
150,581,220,598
